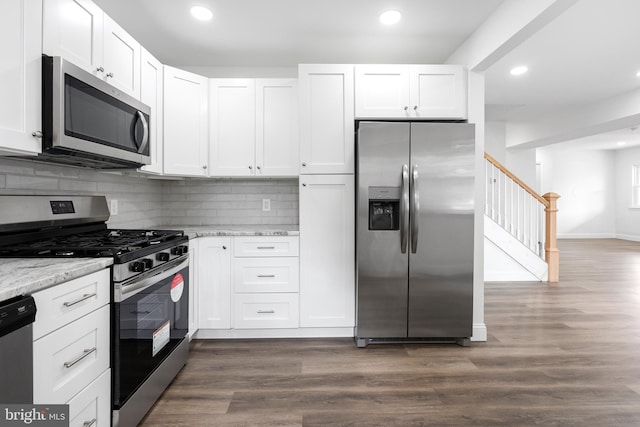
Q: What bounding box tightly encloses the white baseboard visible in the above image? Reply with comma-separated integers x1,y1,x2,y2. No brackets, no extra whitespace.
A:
194,327,355,339
557,233,616,239
471,323,487,342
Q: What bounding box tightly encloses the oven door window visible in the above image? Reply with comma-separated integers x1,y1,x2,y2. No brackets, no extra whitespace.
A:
113,267,188,407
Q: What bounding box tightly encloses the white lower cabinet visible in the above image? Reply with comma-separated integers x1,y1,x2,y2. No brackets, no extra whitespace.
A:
299,175,355,328
32,269,110,425
233,293,299,329
197,237,232,329
67,369,110,427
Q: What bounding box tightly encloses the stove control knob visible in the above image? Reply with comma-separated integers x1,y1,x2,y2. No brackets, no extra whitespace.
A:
156,252,170,262
142,258,153,270
171,246,184,256
180,245,189,254
129,261,144,272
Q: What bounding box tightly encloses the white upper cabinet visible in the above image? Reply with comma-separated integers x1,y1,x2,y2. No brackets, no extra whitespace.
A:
298,64,355,175
101,14,141,98
355,65,467,119
43,0,141,98
163,66,209,176
255,79,299,177
0,0,42,156
209,79,256,176
138,48,163,174
209,79,298,177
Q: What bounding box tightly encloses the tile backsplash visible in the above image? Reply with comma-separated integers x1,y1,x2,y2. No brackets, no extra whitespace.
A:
0,158,299,228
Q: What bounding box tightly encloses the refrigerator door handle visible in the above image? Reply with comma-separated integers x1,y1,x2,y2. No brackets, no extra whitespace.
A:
411,165,420,253
401,164,409,254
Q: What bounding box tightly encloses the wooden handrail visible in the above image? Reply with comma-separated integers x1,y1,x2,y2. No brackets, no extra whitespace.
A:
484,152,549,208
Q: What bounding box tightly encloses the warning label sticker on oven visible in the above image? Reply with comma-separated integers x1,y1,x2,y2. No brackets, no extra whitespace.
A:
171,273,184,303
153,320,170,357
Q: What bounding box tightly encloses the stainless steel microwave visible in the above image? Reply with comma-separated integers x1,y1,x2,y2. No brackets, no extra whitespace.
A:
39,55,151,169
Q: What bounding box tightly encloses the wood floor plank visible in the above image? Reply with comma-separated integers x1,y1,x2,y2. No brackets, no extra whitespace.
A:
139,239,640,426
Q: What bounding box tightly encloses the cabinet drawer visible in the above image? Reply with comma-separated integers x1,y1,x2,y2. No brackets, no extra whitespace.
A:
33,269,110,340
34,305,110,404
234,257,299,293
67,369,110,427
233,236,299,257
233,293,299,329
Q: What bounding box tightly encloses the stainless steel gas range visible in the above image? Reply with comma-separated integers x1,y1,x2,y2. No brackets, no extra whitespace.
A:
0,195,190,427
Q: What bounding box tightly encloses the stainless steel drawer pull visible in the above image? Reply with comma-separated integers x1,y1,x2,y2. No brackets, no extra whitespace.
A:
64,347,97,368
257,310,275,314
63,293,97,307
83,419,97,427
257,274,276,278
257,246,275,250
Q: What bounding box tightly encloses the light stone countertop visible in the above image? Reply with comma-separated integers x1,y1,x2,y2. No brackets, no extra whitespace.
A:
0,258,113,302
158,225,299,240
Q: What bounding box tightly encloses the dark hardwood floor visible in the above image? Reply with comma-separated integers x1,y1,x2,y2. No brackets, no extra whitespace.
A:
140,239,640,426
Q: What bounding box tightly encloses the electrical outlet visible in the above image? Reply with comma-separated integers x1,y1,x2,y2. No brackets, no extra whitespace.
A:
110,199,118,215
262,199,271,212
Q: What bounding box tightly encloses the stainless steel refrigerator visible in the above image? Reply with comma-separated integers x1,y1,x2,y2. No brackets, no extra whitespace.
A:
355,121,475,347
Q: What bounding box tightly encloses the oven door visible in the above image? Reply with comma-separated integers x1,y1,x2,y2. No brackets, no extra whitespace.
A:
112,255,189,408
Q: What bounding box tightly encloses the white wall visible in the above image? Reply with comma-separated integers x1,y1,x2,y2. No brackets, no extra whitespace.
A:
615,146,640,241
486,120,537,188
536,145,616,238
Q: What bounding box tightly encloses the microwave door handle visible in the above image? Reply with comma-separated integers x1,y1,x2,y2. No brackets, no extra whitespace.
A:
135,111,149,154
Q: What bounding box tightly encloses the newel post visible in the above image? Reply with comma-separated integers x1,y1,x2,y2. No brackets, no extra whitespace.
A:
543,192,560,283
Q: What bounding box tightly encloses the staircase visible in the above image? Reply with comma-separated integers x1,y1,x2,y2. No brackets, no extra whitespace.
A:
484,153,560,283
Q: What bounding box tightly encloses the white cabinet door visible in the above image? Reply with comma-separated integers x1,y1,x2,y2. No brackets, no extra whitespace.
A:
102,14,141,98
163,66,209,176
0,0,42,156
198,237,232,329
355,64,467,119
188,239,198,338
355,65,410,118
209,79,256,176
410,65,467,119
42,0,104,77
139,48,163,174
299,175,355,328
256,79,299,177
67,369,110,427
298,64,354,175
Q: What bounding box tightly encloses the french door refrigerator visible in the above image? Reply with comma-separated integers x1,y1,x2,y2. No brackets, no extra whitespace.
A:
355,121,475,347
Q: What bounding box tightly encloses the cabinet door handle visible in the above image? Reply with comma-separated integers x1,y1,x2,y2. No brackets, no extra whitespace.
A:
257,246,275,250
302,183,307,187
301,162,307,167
257,166,261,170
257,274,275,278
257,309,275,314
32,131,43,138
63,293,97,307
404,106,409,111
203,165,208,169
248,165,253,170
83,419,97,427
413,105,418,110
96,67,104,73
64,347,97,368
222,246,227,250
106,72,114,78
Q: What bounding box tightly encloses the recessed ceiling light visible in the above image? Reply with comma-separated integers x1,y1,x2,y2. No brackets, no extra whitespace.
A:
510,66,528,76
636,70,640,77
380,10,402,25
190,5,213,21
617,141,628,146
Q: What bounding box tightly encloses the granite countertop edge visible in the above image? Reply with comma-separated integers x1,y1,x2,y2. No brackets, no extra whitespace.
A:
0,258,114,302
158,226,300,239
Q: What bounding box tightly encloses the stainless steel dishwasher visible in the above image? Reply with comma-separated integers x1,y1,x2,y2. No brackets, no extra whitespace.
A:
0,295,37,403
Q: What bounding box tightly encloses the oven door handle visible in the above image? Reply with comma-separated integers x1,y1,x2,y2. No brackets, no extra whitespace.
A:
116,255,188,302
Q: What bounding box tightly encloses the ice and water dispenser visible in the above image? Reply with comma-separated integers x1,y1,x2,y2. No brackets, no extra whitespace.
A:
368,187,400,231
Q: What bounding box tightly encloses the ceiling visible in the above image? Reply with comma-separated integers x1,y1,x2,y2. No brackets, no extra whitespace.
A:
94,0,640,149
